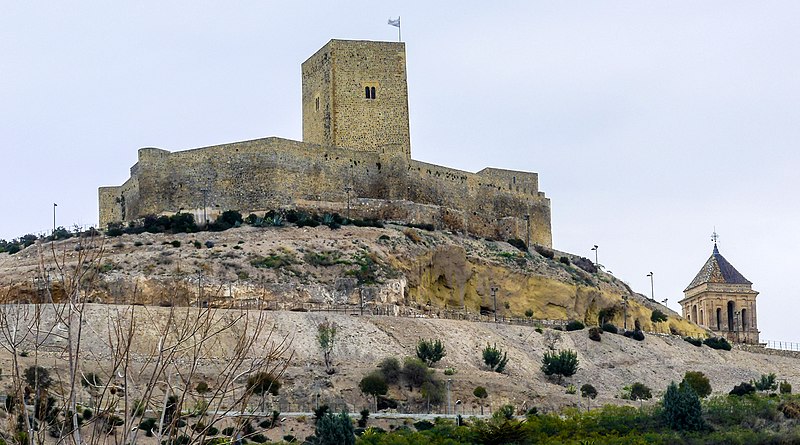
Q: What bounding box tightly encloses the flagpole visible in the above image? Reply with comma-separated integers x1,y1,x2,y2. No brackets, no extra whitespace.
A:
398,16,401,42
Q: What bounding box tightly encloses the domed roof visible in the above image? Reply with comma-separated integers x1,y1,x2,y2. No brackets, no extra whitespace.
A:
684,244,751,291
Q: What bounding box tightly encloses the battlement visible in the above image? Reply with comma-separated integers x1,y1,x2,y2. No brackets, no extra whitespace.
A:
99,40,552,247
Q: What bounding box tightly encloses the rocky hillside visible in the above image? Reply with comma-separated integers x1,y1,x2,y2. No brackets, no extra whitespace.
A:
0,223,701,337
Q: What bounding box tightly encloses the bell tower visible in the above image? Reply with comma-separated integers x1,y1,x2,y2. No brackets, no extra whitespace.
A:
301,39,411,157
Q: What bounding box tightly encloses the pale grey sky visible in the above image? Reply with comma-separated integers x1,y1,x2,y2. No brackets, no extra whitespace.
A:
2,2,798,341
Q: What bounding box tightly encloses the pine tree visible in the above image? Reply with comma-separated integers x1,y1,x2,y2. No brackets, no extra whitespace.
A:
663,381,704,431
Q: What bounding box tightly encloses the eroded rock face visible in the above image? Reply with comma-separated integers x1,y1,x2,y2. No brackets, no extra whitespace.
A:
0,224,703,336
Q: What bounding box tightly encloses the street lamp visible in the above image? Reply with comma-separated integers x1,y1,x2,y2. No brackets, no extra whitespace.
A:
490,286,499,322
447,379,452,415
345,186,353,220
591,245,598,266
523,214,530,250
200,188,209,225
622,295,629,331
647,272,654,301
53,203,58,236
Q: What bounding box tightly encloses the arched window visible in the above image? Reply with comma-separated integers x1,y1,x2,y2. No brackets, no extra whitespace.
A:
692,305,698,324
716,308,722,330
742,308,748,330
365,86,371,99
370,86,376,99
700,309,704,326
727,301,735,331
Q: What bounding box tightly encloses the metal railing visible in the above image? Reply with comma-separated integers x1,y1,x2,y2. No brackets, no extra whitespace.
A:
765,340,800,351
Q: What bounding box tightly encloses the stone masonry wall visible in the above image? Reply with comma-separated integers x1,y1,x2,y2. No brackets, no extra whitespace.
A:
302,40,410,157
99,137,552,246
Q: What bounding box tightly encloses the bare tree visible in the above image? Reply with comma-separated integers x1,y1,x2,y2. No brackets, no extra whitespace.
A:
0,232,294,445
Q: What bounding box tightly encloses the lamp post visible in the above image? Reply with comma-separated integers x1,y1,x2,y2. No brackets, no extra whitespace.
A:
53,203,57,236
735,310,741,343
345,186,353,220
446,379,452,415
647,272,654,301
200,188,209,225
591,245,598,266
490,286,499,322
524,214,530,250
622,295,629,331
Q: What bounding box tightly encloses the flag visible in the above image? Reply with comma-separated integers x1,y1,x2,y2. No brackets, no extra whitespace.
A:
388,17,400,28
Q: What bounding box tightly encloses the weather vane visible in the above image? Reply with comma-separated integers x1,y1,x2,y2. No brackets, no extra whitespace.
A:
711,228,719,244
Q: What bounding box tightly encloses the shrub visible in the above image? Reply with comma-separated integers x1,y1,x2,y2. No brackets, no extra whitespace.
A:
246,372,281,396
413,420,434,431
650,309,668,323
416,338,446,366
250,251,296,269
507,238,527,251
171,240,181,248
559,256,570,265
601,323,618,334
473,386,488,399
443,367,456,375
629,382,653,401
779,401,800,419
494,404,516,421
169,212,197,233
541,349,579,381
681,371,712,398
250,433,267,443
573,256,597,273
623,329,645,341
482,343,509,373
524,309,534,318
753,373,777,392
588,327,602,342
704,337,732,351
565,320,585,331
315,411,355,445
378,357,401,384
402,357,429,388
729,381,756,396
683,336,702,347
663,381,704,431
533,245,554,259
358,409,369,428
780,380,792,394
359,371,388,401
581,384,598,407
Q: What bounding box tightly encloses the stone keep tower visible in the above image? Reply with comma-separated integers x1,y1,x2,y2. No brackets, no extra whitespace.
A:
301,39,411,157
680,241,760,344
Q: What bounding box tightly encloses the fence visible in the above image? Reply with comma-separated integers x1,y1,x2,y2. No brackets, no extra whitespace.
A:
250,301,569,329
765,340,800,352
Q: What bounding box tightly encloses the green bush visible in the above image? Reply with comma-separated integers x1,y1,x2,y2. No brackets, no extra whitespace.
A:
683,336,702,347
359,371,388,400
315,411,355,445
541,349,579,381
473,386,488,399
703,337,732,351
780,380,792,394
573,256,597,273
559,256,570,265
662,381,704,431
524,308,534,318
588,327,602,341
729,381,756,396
629,382,652,401
565,320,585,331
171,240,181,248
680,371,712,398
377,357,401,384
623,329,645,341
507,238,527,251
753,373,777,392
482,343,509,373
416,338,446,366
246,372,281,396
601,323,618,334
650,309,668,323
533,245,554,259
401,357,429,388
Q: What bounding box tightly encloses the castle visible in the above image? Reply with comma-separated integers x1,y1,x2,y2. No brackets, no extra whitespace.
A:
680,240,760,344
99,39,552,247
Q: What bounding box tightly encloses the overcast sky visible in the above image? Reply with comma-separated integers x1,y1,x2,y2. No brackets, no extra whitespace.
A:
2,2,798,342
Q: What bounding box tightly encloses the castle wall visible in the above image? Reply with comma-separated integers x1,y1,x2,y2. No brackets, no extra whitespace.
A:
302,40,411,157
99,138,552,246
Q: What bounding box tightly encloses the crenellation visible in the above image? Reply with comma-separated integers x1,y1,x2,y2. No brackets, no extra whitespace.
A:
100,39,553,247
